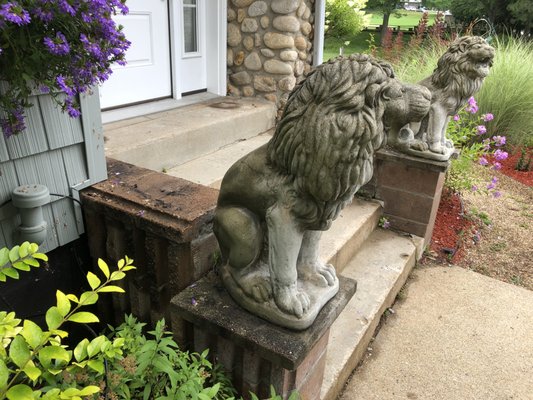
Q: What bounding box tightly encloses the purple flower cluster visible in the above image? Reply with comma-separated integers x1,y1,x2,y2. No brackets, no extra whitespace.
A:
0,1,30,25
465,96,479,114
0,0,130,137
450,97,507,198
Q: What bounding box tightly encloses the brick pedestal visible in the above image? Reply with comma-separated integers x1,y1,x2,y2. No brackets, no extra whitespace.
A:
171,273,357,399
362,148,450,246
80,159,219,330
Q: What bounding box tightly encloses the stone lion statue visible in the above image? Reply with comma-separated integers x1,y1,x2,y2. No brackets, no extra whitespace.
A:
214,54,431,329
394,36,495,161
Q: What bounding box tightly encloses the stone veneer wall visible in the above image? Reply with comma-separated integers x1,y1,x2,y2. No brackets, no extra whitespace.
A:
227,0,315,116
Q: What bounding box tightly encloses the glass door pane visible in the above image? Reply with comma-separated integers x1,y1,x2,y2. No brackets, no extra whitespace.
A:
183,0,198,54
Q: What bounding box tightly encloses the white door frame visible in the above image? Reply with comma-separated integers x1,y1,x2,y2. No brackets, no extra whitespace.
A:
169,0,227,99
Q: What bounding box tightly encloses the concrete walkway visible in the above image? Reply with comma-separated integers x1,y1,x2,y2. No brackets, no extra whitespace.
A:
339,266,533,400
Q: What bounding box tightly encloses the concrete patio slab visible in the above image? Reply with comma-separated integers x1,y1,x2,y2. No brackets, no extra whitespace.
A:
339,266,533,400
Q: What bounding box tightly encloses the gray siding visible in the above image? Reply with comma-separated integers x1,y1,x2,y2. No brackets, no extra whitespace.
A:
0,89,106,252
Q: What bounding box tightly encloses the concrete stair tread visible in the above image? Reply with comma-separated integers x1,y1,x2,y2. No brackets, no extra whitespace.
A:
321,229,423,400
103,97,276,172
166,131,273,188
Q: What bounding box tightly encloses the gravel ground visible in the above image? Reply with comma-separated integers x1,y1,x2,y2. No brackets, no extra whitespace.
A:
458,164,533,290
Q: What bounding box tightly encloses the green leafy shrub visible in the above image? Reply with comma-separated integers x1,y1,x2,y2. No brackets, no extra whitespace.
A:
1,243,296,400
0,247,135,400
325,0,368,38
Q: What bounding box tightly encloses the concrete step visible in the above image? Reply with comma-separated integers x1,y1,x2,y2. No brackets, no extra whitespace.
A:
103,97,276,173
167,131,273,188
321,229,424,400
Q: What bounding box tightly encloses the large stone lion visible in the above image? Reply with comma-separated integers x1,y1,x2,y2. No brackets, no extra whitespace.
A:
214,54,431,329
397,36,495,160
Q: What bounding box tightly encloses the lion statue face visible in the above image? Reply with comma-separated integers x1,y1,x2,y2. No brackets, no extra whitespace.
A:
433,36,495,89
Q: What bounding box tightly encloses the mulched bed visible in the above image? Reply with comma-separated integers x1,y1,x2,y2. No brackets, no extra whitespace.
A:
427,146,533,264
497,146,533,187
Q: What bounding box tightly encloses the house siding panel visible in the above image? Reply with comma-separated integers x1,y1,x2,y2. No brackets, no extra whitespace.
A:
40,94,84,149
5,98,49,159
0,90,105,252
13,149,70,197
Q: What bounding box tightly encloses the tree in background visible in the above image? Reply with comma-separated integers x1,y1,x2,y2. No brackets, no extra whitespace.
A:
325,0,369,38
450,0,532,35
365,0,402,45
508,0,532,35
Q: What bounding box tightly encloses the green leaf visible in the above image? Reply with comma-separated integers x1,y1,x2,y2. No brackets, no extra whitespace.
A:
0,273,6,282
28,243,39,254
86,271,101,290
78,386,101,396
13,261,30,271
79,291,99,305
97,285,125,293
6,384,34,400
32,253,48,261
98,258,110,278
56,290,71,317
0,359,9,388
9,335,31,368
68,312,99,324
23,258,40,267
3,267,19,279
38,345,70,369
87,359,104,374
8,246,20,263
87,336,105,358
73,338,89,362
66,294,79,303
109,271,126,281
21,320,44,349
18,242,30,258
0,248,9,267
117,258,125,269
46,307,64,330
22,362,42,382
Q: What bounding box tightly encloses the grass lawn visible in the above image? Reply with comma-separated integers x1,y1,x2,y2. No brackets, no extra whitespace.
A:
323,31,375,61
323,10,439,62
366,10,437,28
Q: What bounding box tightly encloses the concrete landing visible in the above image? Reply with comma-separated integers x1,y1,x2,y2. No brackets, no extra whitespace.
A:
322,229,424,400
103,97,276,173
339,266,533,400
167,131,273,188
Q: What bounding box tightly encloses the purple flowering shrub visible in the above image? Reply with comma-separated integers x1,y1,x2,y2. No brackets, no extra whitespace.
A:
0,0,130,137
446,97,507,197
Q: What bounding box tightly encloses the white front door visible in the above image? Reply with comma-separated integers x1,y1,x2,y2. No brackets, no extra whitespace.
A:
99,0,172,109
179,0,207,94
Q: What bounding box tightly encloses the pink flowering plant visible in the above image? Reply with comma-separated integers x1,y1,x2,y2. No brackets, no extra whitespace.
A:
446,97,507,197
0,0,130,137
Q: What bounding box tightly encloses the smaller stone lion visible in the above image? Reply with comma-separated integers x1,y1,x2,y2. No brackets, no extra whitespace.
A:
398,36,495,160
214,54,431,329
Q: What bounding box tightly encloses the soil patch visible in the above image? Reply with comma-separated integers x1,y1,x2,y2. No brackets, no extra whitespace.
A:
424,150,533,290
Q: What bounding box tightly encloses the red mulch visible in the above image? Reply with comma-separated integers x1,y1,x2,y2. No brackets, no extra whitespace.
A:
428,190,475,263
497,147,533,187
427,146,533,264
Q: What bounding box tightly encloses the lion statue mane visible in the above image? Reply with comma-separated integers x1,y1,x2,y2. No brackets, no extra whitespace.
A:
397,36,495,160
214,54,431,329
